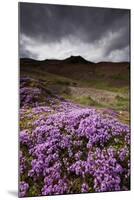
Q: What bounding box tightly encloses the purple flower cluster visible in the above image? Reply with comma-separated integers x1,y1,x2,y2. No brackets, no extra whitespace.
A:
19,181,29,197
20,77,63,109
20,130,31,146
20,86,41,108
19,76,130,197
20,151,26,174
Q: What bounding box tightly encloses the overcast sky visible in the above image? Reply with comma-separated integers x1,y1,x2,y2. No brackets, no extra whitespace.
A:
19,2,130,62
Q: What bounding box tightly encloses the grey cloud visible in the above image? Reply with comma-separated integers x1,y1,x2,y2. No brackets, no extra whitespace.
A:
19,2,130,62
20,45,38,59
103,27,130,57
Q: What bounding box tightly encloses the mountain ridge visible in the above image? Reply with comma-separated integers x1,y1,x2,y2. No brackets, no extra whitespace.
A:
20,55,130,65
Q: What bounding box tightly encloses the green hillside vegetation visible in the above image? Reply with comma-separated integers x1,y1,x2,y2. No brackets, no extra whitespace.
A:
20,57,130,123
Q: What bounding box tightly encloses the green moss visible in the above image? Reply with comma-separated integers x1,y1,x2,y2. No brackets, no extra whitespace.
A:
111,73,129,81
115,95,129,111
28,183,43,197
105,135,125,150
65,95,102,107
55,79,71,85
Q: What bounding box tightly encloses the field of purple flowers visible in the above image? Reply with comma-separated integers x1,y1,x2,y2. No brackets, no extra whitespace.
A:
19,76,130,197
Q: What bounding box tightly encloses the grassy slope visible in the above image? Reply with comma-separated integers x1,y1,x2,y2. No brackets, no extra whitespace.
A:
21,61,129,111
20,59,130,124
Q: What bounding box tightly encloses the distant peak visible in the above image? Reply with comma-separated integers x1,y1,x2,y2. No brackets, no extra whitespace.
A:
70,55,83,59
67,55,86,60
64,55,93,64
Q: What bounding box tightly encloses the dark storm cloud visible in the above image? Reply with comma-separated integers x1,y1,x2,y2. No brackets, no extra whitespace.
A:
19,2,130,62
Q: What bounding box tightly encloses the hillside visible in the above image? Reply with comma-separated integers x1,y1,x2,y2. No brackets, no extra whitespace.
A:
19,56,130,197
20,56,129,88
20,56,130,116
20,56,130,94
